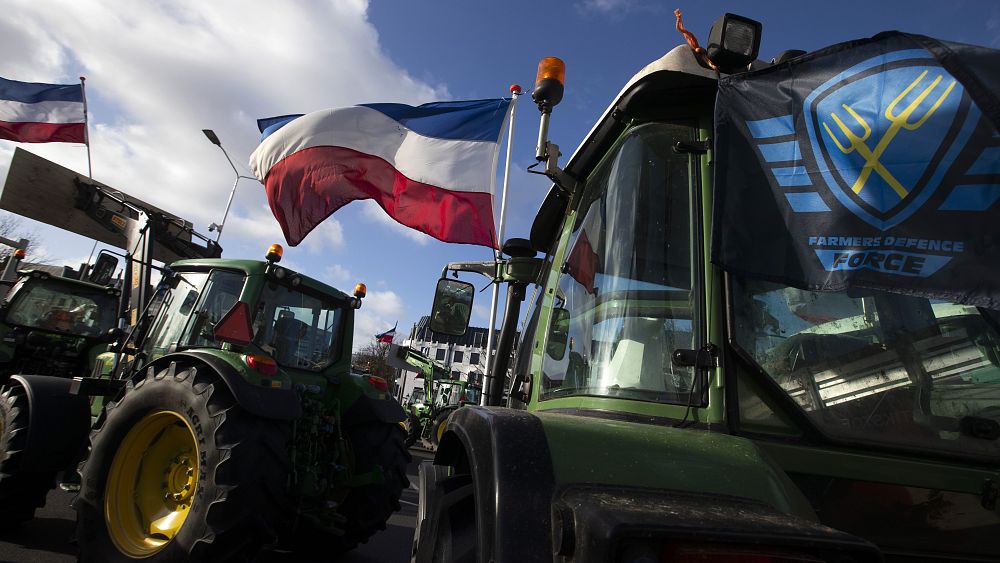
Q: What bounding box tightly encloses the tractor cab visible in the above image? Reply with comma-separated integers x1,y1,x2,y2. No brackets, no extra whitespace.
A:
416,13,1000,563
133,256,352,384
0,271,119,380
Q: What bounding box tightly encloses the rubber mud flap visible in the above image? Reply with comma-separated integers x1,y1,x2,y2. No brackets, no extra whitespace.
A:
13,374,91,473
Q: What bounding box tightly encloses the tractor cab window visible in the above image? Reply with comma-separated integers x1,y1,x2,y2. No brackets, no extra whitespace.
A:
4,277,118,337
254,285,344,371
142,271,210,359
180,270,246,348
436,381,466,407
409,388,426,405
463,385,482,405
540,122,700,405
732,277,1000,461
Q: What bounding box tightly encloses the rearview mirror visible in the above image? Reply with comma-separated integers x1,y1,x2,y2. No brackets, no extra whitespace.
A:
430,278,474,336
88,251,119,286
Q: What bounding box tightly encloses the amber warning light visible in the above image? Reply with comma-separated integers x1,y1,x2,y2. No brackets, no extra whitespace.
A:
532,57,566,111
266,244,283,263
12,249,26,260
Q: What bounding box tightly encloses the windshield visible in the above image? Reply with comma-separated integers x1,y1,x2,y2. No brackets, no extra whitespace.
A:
463,386,482,405
253,284,344,371
540,122,700,405
732,277,1000,461
5,277,118,337
409,388,426,405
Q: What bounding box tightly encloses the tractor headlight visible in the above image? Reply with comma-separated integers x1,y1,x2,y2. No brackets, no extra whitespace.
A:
706,13,762,73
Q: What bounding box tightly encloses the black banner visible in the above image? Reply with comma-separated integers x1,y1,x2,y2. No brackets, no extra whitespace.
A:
712,32,1000,308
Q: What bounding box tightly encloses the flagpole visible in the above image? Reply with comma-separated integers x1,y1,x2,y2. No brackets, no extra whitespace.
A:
482,85,521,406
79,76,93,178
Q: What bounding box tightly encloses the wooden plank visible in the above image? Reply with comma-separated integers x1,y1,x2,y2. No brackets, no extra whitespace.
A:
1,147,212,263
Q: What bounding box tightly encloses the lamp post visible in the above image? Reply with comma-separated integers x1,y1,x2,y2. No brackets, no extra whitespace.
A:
203,129,257,243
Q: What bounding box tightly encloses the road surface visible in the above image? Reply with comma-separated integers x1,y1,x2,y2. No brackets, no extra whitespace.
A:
0,448,432,563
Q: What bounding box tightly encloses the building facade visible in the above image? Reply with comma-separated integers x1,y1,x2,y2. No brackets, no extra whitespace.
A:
396,316,517,402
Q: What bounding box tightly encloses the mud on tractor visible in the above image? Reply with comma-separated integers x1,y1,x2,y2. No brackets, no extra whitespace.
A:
413,13,1000,563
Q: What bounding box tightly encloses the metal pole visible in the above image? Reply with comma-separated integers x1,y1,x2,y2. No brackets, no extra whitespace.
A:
216,174,240,242
481,89,520,406
80,76,92,178
204,129,256,243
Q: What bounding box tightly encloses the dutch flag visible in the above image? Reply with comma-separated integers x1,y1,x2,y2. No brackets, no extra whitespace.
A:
0,76,86,144
250,98,512,249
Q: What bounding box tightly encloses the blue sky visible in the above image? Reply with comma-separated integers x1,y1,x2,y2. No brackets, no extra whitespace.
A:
1,0,998,350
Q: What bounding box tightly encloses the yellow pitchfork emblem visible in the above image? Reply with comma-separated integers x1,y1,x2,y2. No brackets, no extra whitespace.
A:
822,70,957,198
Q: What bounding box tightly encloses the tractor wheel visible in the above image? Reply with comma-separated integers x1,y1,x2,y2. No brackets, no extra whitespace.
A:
404,413,422,448
428,408,456,451
411,461,477,563
0,383,57,525
290,421,410,555
74,364,290,562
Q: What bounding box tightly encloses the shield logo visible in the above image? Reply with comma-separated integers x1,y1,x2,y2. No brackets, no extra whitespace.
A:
804,51,974,230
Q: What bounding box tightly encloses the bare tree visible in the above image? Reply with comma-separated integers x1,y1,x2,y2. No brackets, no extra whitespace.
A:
352,339,392,378
0,210,50,264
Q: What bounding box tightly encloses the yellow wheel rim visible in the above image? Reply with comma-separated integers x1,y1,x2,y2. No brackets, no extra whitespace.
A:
436,417,448,442
105,410,200,558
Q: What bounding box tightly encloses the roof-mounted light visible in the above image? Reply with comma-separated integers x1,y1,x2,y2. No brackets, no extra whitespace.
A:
12,249,26,260
706,13,762,73
354,283,367,299
532,57,566,112
266,244,283,263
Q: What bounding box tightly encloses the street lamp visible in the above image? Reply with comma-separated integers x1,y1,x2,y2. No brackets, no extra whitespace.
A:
203,129,257,243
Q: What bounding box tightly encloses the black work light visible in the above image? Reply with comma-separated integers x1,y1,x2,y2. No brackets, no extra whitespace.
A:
706,13,762,73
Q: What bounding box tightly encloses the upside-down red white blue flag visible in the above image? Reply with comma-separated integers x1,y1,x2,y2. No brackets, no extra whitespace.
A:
249,99,512,249
0,76,85,144
376,324,397,344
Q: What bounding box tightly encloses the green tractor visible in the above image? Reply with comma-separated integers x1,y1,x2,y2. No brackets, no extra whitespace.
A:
390,344,482,450
11,245,408,562
413,14,1000,563
419,379,482,451
0,267,121,524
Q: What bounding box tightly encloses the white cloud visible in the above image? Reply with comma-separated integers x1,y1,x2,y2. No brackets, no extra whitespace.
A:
365,288,404,318
218,204,287,249
323,264,353,284
0,0,446,253
348,288,405,349
301,219,345,253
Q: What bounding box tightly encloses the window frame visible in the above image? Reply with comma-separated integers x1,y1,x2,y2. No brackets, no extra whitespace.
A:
537,121,705,406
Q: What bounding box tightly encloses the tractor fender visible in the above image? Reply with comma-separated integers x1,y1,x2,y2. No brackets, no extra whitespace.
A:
141,351,302,421
431,406,556,561
343,389,407,426
9,374,91,474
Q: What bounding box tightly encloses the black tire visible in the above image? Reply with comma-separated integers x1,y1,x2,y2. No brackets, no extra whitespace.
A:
0,383,57,526
412,461,477,563
74,363,290,562
289,420,410,555
404,413,422,448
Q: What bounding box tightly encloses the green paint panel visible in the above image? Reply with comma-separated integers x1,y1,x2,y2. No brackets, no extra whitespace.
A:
537,411,817,520
760,441,1000,495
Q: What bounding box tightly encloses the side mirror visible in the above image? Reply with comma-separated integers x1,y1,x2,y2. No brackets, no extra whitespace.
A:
546,307,570,360
88,251,119,286
100,326,124,343
429,278,475,336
